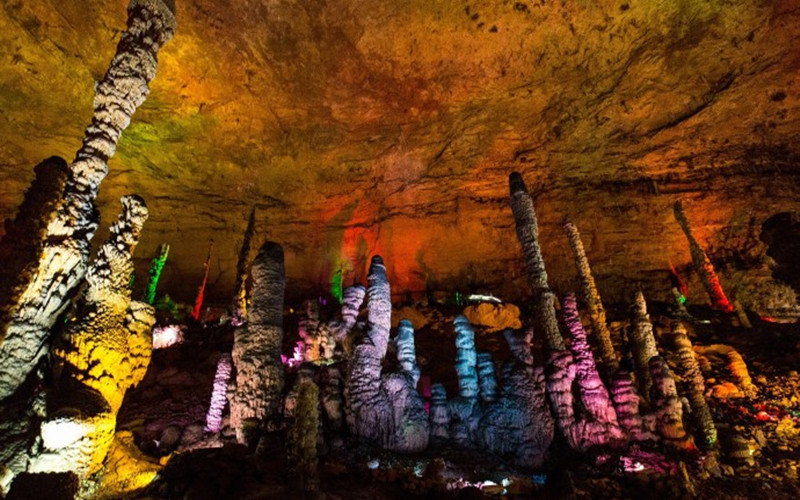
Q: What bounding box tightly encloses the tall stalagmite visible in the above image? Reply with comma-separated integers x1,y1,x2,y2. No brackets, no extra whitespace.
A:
509,172,565,350
191,240,214,321
143,243,169,306
476,352,498,405
31,195,154,481
673,201,733,313
630,291,659,401
231,208,256,325
330,285,366,341
562,217,618,373
649,356,694,449
671,320,717,449
610,370,656,442
230,242,285,445
204,353,233,433
449,315,481,446
0,0,176,402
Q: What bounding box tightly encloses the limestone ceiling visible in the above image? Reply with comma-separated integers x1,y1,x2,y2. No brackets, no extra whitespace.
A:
1,0,799,303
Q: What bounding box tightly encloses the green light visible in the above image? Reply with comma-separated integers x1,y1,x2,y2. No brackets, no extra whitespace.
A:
144,243,170,305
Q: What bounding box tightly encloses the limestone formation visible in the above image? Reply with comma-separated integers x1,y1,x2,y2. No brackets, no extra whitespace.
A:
562,217,617,374
462,302,522,332
649,356,694,450
231,208,256,325
31,195,155,481
727,350,756,397
429,384,450,445
630,291,659,401
287,380,320,493
509,174,565,353
478,328,554,467
671,320,717,450
476,352,498,405
191,240,214,321
562,293,626,448
396,319,421,386
230,241,286,445
143,243,169,306
0,0,175,402
321,367,344,431
673,201,733,313
449,315,481,447
204,353,232,433
610,370,657,442
330,285,366,341
346,256,429,452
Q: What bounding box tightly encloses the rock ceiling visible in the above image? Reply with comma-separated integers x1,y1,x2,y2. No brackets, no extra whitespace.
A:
1,0,799,304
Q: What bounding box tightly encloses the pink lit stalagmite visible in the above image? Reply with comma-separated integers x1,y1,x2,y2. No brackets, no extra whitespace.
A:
610,370,657,442
0,0,176,402
205,353,233,433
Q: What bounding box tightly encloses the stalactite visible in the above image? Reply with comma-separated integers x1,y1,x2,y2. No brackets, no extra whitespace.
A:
479,328,554,467
191,240,214,322
562,293,626,449
630,291,659,401
508,172,565,350
449,315,481,447
476,352,498,405
649,356,694,450
231,208,256,326
562,217,618,373
429,384,450,445
671,320,717,450
204,353,232,433
330,285,366,341
31,195,154,481
673,201,733,313
345,256,428,452
143,243,169,306
727,351,756,397
230,241,285,445
396,319,421,386
0,0,175,402
610,370,657,442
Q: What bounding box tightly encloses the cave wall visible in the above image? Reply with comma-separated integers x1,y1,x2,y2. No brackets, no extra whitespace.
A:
1,0,799,303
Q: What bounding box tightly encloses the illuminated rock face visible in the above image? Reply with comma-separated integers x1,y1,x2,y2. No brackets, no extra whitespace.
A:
610,370,656,442
630,291,659,401
204,353,232,433
231,209,256,325
346,256,429,452
449,315,481,447
230,241,286,445
0,0,175,402
649,356,693,450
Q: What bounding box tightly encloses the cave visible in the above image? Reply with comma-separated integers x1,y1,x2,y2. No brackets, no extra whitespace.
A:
1,1,800,499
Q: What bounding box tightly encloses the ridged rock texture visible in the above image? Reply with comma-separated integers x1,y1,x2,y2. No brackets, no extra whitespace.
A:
727,350,757,397
287,380,320,493
330,285,366,341
230,241,286,445
648,356,694,450
0,2,799,305
562,217,618,374
629,291,659,402
345,256,429,452
478,328,554,467
670,320,717,450
476,352,498,405
509,172,565,351
0,0,175,402
32,195,155,483
204,353,232,433
321,367,345,432
429,383,451,445
231,208,256,326
143,243,169,306
610,370,657,442
448,315,482,447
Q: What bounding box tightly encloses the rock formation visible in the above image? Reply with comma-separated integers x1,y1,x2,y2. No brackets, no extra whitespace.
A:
143,243,169,306
429,384,450,445
231,208,256,326
449,315,481,447
562,217,618,374
649,356,694,450
509,172,564,351
630,291,659,401
727,350,757,397
230,241,286,445
673,201,733,313
0,0,176,402
476,352,498,405
610,369,657,442
671,320,717,450
478,328,554,467
287,380,320,493
396,319,421,386
204,353,232,433
190,240,213,322
345,256,429,452
321,367,345,432
330,285,366,341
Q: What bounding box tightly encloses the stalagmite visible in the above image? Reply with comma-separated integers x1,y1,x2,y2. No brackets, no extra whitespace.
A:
671,320,717,449
346,256,429,452
562,217,618,373
231,209,256,325
143,243,169,306
630,291,659,401
396,319,421,386
230,241,285,445
479,329,554,466
673,201,733,313
287,380,320,493
509,172,565,350
31,195,155,481
449,315,481,446
298,306,323,363
429,384,450,445
321,367,344,431
562,293,626,448
610,370,657,441
476,352,498,405
649,356,694,449
727,351,756,397
0,0,176,402
191,240,214,322
330,285,366,341
204,353,232,433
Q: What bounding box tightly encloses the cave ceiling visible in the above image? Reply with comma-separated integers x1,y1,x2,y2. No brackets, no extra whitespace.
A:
1,0,799,303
